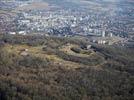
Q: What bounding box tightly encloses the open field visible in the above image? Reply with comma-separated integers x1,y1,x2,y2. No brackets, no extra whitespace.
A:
3,44,96,69
16,1,50,11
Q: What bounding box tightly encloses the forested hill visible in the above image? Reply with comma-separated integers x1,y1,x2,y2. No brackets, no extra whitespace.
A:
0,34,134,100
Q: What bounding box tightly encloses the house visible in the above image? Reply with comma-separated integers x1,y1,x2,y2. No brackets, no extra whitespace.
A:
91,39,106,44
8,32,16,35
97,40,106,44
18,31,27,35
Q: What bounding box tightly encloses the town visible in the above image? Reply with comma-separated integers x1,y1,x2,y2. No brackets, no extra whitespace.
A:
0,0,134,46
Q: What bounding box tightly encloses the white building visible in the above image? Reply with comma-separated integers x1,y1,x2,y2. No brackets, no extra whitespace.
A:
102,30,106,37
8,32,16,35
18,31,27,35
110,33,113,37
98,40,106,44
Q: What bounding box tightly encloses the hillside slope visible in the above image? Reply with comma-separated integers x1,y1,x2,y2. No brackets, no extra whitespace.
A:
0,34,134,100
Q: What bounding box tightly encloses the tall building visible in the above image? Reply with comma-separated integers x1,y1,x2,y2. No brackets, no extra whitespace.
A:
110,33,113,37
102,30,106,37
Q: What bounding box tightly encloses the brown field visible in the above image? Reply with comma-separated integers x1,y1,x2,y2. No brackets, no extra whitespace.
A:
3,44,88,69
16,2,50,11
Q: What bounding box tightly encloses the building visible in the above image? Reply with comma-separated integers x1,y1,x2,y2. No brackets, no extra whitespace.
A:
110,33,113,37
18,31,27,35
102,30,106,37
91,39,106,44
98,40,106,44
8,32,16,35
